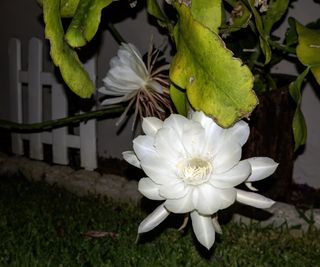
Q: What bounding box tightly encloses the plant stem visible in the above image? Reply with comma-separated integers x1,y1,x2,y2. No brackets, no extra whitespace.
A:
0,106,125,133
107,23,126,44
268,39,296,55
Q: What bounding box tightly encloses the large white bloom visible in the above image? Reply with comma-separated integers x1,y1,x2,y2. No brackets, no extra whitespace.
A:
123,111,278,250
98,42,172,127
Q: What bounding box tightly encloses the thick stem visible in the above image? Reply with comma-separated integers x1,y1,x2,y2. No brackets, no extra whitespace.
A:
0,106,125,133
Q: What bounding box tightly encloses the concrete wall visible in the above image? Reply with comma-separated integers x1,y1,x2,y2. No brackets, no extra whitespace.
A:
0,0,319,187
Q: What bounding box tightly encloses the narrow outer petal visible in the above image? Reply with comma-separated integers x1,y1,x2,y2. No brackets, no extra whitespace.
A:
122,151,141,169
210,160,251,188
190,211,215,250
138,204,170,234
236,189,275,209
138,178,164,200
142,117,163,137
246,157,279,182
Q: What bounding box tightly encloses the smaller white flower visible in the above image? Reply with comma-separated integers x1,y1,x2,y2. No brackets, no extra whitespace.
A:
254,0,268,13
123,111,278,250
99,42,172,128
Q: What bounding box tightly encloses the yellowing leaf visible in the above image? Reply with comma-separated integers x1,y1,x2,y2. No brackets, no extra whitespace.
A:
296,20,320,85
170,4,257,127
43,0,94,98
191,0,222,33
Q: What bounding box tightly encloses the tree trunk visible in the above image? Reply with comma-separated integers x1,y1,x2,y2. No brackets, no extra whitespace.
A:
242,87,295,202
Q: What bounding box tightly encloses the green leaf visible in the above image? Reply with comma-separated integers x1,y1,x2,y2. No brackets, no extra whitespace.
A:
169,84,188,116
146,0,172,30
65,0,113,48
43,0,94,98
262,0,289,35
37,0,80,17
246,0,271,64
289,68,309,151
191,0,222,33
285,17,298,47
220,1,251,33
170,4,257,127
296,20,320,85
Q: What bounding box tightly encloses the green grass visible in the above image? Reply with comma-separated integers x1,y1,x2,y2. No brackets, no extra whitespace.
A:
0,174,320,267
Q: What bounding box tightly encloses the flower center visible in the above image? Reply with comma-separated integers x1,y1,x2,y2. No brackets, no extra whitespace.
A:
178,157,212,185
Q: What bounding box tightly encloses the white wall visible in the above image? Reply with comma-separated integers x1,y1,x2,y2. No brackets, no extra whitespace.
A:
272,0,320,188
1,0,319,187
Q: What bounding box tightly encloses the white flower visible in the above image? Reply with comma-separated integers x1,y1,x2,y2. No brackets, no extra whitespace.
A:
123,111,278,250
98,42,172,128
254,0,268,12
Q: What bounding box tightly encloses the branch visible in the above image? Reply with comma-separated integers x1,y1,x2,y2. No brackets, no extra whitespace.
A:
0,106,125,133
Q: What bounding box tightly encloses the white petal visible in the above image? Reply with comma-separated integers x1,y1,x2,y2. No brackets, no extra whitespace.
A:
147,80,163,94
138,178,164,200
245,182,259,191
236,189,275,209
162,113,190,138
190,211,215,250
164,188,194,213
154,127,185,161
140,154,177,185
98,86,123,96
193,184,236,215
100,94,133,105
192,111,224,154
224,120,250,146
212,217,222,234
210,160,251,188
159,182,188,199
212,141,242,173
246,157,278,182
142,117,163,137
122,151,141,169
138,204,170,234
133,135,155,160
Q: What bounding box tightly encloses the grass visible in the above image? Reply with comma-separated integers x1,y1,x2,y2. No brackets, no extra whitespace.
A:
0,174,320,267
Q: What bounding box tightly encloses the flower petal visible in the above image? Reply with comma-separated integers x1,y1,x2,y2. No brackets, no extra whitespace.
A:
246,157,279,182
142,117,163,137
154,127,185,161
100,94,134,105
162,113,190,138
140,154,178,185
190,211,215,250
159,182,188,199
133,135,155,160
138,178,164,200
236,189,275,209
212,140,242,173
122,151,141,169
223,120,250,146
164,188,194,213
193,184,236,214
138,204,170,234
210,160,251,188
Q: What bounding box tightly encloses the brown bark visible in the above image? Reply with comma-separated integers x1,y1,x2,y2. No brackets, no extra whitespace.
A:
242,87,295,202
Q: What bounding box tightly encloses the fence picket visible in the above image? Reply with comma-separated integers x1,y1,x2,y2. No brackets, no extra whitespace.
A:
28,38,43,160
52,82,68,165
8,38,23,155
8,37,97,170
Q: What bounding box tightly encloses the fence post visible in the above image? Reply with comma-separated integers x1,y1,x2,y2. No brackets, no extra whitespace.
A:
27,38,43,160
80,57,97,170
8,38,23,155
52,82,69,165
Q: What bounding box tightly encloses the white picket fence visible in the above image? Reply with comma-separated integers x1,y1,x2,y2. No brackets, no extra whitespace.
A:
8,37,97,171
